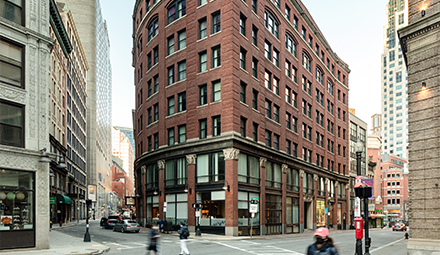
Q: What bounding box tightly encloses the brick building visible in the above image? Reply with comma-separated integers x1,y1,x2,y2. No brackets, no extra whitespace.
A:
133,0,350,236
112,156,135,211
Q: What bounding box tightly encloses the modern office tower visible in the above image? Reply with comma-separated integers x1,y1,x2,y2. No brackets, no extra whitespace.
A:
56,2,89,222
112,126,135,181
133,0,351,235
399,1,440,252
348,111,368,226
380,0,408,158
114,126,135,154
0,0,53,250
62,0,113,218
371,113,382,137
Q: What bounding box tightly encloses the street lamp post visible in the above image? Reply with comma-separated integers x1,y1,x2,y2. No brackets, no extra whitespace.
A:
354,140,363,255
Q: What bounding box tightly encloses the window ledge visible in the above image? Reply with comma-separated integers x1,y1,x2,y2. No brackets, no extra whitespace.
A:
210,31,221,37
165,15,187,29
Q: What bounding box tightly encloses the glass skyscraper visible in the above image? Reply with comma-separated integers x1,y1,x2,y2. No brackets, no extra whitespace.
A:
381,0,408,159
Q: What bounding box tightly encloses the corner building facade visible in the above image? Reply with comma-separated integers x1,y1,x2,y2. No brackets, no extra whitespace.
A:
133,0,350,236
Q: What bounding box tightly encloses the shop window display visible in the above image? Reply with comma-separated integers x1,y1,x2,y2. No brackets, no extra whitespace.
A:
0,169,34,231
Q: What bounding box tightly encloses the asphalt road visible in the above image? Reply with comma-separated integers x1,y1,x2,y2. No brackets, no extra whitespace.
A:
54,221,408,254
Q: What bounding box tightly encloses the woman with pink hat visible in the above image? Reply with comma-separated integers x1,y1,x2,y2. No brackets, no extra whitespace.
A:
306,227,339,255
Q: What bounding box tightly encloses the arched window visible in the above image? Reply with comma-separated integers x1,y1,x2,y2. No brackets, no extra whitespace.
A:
285,33,297,57
264,10,279,39
302,51,311,72
167,0,186,24
148,17,159,41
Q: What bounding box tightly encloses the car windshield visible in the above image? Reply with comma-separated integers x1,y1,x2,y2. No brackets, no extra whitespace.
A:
126,220,137,223
108,215,119,219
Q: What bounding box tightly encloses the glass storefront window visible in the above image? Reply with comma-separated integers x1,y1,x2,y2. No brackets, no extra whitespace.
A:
237,191,259,226
286,197,299,233
0,169,34,231
165,193,188,226
197,191,225,226
316,200,326,227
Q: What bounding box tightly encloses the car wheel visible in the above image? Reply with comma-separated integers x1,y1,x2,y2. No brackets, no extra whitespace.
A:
121,228,125,233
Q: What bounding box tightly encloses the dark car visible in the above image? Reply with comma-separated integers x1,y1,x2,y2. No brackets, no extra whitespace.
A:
392,222,407,231
113,219,140,233
104,219,118,229
100,217,108,227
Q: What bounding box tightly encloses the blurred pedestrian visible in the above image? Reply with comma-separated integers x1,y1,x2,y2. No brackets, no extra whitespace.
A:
146,223,160,255
306,227,338,255
178,222,190,255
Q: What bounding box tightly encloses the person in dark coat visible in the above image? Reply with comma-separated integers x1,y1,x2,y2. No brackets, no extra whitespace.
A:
146,223,160,255
306,227,338,255
178,222,190,255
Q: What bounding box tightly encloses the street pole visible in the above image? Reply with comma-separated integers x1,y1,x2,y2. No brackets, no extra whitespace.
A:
77,187,79,224
364,196,370,255
84,199,91,242
354,143,363,255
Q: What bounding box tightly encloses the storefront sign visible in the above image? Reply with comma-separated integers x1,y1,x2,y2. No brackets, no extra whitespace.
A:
125,197,135,206
50,197,55,205
88,185,96,202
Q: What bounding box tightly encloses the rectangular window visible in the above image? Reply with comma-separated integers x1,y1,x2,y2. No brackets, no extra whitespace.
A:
199,51,207,72
240,14,246,36
167,96,175,116
212,45,221,68
147,108,152,124
274,134,279,150
252,0,257,13
168,128,175,145
153,75,159,93
178,61,186,81
274,104,279,123
264,40,271,60
265,99,272,119
253,122,258,142
153,46,158,65
252,89,258,110
212,11,221,34
178,92,186,112
252,25,258,46
167,65,175,85
286,112,291,129
272,76,279,95
0,38,24,88
199,119,207,139
178,125,186,143
212,80,221,102
285,5,290,20
252,57,258,78
292,116,297,133
0,0,23,25
153,103,159,121
177,30,186,50
147,52,152,69
240,82,246,103
240,48,247,70
212,115,221,136
199,0,207,6
272,48,279,67
167,36,175,55
199,84,207,105
265,130,272,147
0,100,24,147
240,117,246,137
199,17,207,39
153,133,159,149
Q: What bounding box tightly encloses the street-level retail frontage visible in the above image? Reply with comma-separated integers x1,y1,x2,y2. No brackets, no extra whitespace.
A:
135,139,350,236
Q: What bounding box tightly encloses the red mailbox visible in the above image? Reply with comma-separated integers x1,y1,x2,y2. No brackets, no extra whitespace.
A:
355,217,363,239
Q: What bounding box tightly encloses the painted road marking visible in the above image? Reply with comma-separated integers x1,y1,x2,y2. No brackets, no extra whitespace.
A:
212,240,305,255
370,238,405,254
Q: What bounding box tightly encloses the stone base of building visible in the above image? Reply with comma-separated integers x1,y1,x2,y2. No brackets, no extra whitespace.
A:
408,239,440,254
225,226,238,236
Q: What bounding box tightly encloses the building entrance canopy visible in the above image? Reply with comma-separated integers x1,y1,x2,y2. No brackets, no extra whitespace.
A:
57,194,72,204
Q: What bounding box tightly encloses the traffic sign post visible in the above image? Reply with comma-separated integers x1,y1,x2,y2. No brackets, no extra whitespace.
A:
249,198,259,238
192,203,203,236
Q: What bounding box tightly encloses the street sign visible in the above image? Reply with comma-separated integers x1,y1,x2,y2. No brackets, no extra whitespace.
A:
251,197,259,200
250,204,258,213
50,197,55,205
354,197,361,217
195,210,201,217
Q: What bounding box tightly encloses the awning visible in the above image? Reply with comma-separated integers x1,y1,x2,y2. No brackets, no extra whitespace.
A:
57,194,72,205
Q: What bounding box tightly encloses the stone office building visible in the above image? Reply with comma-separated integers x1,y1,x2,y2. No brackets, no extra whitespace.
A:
133,0,351,235
398,0,440,253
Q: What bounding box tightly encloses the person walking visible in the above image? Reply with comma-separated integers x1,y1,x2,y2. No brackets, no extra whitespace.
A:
306,227,338,255
146,223,160,255
178,222,190,255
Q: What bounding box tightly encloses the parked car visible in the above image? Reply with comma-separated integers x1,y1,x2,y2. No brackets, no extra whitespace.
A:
100,217,108,227
113,219,140,233
104,219,118,229
392,222,407,231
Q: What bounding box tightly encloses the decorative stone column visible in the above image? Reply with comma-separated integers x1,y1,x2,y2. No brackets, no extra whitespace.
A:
333,181,339,229
223,148,239,236
186,154,197,232
313,174,319,230
157,160,165,221
299,170,305,232
281,164,288,234
259,157,267,235
325,178,329,228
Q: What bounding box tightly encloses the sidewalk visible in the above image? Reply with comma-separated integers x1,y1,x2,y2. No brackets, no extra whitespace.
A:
1,220,109,255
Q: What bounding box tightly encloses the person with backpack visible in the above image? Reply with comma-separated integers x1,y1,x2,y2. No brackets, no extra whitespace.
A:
146,223,160,255
178,222,190,255
306,227,338,255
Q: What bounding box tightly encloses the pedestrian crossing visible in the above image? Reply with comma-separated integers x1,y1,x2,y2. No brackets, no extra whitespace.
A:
211,240,305,255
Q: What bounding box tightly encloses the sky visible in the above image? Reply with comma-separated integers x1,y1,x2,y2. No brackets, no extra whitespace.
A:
101,0,387,130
